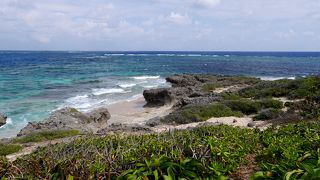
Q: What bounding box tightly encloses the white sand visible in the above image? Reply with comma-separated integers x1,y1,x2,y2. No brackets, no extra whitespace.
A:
106,97,173,125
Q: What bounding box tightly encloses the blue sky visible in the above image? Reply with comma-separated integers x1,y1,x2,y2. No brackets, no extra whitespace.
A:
0,0,319,51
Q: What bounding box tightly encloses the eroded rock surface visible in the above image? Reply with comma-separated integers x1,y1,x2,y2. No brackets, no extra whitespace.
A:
0,113,7,127
18,107,111,136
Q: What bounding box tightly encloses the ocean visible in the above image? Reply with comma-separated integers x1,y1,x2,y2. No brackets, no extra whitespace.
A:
0,51,320,138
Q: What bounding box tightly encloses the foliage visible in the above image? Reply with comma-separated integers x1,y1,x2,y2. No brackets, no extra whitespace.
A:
223,99,260,115
3,125,259,179
257,98,284,109
202,83,219,92
0,144,22,156
253,123,320,179
13,130,80,143
2,122,320,179
221,93,242,100
239,77,320,100
253,108,283,121
162,103,242,124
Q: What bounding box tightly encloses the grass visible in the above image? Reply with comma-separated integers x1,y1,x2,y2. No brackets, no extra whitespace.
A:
0,144,22,156
162,103,242,124
12,130,80,143
1,122,320,179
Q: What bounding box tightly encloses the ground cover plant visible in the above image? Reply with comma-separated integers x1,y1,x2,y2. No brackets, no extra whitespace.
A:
13,130,80,143
1,122,320,179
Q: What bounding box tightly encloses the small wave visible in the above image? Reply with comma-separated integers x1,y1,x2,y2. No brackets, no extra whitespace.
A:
132,76,160,80
118,83,136,88
259,76,296,81
92,88,125,96
0,117,13,129
104,53,125,56
66,95,89,103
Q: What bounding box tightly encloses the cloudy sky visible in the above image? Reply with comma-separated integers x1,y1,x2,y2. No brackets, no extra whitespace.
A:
0,0,319,51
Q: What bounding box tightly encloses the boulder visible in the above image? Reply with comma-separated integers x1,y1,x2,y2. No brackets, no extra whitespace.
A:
175,93,223,107
143,87,196,107
0,113,7,127
143,88,174,107
86,107,111,123
166,74,201,87
146,116,163,127
18,107,110,137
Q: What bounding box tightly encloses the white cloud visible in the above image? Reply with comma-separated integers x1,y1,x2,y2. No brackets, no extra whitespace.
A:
194,0,221,8
167,12,192,25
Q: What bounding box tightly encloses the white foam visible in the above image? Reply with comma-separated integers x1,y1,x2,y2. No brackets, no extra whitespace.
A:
259,76,296,81
132,75,160,80
66,94,89,103
92,88,125,96
118,83,136,88
0,117,12,129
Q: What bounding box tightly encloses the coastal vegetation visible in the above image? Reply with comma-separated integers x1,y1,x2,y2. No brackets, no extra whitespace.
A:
1,74,320,179
1,122,320,179
13,130,80,144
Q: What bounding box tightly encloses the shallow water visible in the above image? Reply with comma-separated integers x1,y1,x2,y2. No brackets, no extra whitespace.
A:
0,51,320,138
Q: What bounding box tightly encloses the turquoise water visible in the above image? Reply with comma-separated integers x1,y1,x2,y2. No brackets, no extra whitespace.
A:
0,51,320,138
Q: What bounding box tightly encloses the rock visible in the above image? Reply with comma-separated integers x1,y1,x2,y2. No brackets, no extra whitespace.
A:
233,119,237,123
166,74,201,87
143,88,174,107
18,107,110,137
143,87,196,107
146,116,162,127
247,122,256,127
86,107,111,123
176,93,223,107
0,113,7,127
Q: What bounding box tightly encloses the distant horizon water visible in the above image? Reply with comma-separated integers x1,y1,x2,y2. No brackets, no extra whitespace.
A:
0,51,320,138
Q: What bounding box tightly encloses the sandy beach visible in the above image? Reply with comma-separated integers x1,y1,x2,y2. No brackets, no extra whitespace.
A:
106,96,173,126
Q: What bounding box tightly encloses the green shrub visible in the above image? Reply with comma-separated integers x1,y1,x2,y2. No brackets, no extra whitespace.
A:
223,99,260,115
258,98,284,109
253,108,283,121
202,83,218,92
221,93,242,100
13,130,80,143
0,144,22,156
162,103,242,124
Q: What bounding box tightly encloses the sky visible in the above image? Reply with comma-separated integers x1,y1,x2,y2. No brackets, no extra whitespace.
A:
0,0,319,51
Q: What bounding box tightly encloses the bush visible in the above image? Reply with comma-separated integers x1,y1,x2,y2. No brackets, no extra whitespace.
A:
221,93,242,100
239,79,293,99
201,83,218,92
258,98,284,109
0,144,22,156
162,103,242,124
223,99,260,115
13,130,80,143
253,108,283,121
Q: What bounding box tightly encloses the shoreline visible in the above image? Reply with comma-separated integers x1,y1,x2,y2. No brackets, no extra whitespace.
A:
106,96,173,126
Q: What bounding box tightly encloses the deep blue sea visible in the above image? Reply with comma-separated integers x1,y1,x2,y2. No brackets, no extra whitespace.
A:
1,51,320,138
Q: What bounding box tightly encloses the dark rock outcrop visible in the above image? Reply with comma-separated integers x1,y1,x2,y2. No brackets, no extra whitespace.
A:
166,74,201,87
0,113,7,127
18,107,110,137
175,93,223,107
143,87,196,107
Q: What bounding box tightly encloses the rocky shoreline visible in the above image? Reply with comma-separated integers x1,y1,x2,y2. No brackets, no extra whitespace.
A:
3,73,315,140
